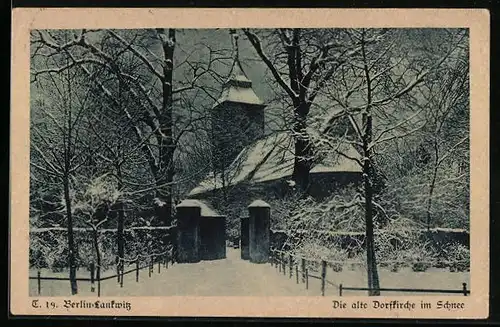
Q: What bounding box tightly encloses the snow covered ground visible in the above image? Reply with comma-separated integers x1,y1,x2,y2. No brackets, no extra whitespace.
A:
29,248,470,297
301,265,470,297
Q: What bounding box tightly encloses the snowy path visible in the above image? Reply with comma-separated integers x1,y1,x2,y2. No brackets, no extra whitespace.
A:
31,248,316,297
30,248,470,297
108,248,314,296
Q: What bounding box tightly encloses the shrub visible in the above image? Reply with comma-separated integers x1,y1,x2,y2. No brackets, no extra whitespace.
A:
390,263,400,272
330,262,343,272
443,242,470,272
293,240,348,271
411,261,431,272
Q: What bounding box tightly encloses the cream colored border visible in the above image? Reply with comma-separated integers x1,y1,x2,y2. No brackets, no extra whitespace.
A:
11,8,490,318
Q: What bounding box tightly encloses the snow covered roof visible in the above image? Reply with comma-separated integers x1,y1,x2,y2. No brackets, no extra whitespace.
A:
188,131,362,197
226,61,252,85
213,86,264,108
212,60,265,108
248,199,271,208
176,199,223,217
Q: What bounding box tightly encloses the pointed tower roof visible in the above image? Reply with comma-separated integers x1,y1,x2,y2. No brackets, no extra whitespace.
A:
225,58,252,88
212,31,265,109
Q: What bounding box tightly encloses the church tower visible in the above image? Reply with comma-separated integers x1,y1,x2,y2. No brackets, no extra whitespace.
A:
211,30,266,173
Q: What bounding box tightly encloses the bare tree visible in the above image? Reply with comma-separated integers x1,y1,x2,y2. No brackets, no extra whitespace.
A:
30,35,97,293
31,29,231,226
418,49,469,230
242,28,358,193
72,174,122,292
316,28,468,295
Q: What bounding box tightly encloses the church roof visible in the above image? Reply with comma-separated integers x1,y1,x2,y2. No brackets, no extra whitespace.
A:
188,131,363,197
212,59,265,108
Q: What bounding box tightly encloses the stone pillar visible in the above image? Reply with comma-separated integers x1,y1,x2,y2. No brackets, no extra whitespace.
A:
176,200,201,263
248,200,270,263
240,217,250,260
214,216,227,260
200,216,227,260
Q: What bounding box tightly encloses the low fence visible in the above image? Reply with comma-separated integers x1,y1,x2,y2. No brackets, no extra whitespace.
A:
29,252,173,297
338,284,469,296
269,249,470,297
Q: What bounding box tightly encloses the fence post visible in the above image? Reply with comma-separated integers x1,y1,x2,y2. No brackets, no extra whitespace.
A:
282,253,286,276
149,257,152,277
278,252,281,273
339,283,343,296
158,260,161,274
90,263,95,292
166,255,169,269
116,262,120,283
97,265,101,297
301,258,306,283
305,268,309,290
120,263,124,288
289,254,293,279
295,265,299,284
321,260,327,296
463,282,468,296
37,271,41,295
135,260,139,282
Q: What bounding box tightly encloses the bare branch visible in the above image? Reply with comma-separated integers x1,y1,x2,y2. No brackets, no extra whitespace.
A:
336,149,363,167
108,30,164,80
243,29,298,100
370,107,426,150
31,142,64,176
437,136,469,166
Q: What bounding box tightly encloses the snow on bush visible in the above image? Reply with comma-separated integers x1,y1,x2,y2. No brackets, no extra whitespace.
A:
72,174,122,217
443,241,470,272
294,240,348,272
30,174,174,272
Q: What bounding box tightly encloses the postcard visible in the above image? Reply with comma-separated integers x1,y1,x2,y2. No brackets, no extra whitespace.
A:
10,8,490,319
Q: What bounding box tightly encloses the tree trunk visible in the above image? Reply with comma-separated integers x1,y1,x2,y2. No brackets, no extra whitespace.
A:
115,115,125,278
292,107,313,193
361,30,380,296
426,168,438,231
426,142,440,231
63,176,78,295
157,28,176,226
92,227,101,290
363,119,380,296
116,200,125,277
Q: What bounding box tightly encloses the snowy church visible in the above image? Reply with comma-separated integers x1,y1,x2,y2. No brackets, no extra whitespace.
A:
185,34,363,237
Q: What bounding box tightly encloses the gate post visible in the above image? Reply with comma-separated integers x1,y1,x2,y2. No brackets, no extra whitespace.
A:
248,200,271,264
240,217,250,260
175,200,201,263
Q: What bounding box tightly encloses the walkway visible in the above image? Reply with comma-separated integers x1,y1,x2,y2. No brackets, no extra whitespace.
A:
95,248,314,297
